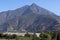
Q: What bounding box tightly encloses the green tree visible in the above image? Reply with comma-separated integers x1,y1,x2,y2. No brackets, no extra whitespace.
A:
40,32,52,40
57,32,60,40
11,34,17,39
51,32,58,40
0,33,3,38
32,33,40,40
3,34,8,39
24,33,30,37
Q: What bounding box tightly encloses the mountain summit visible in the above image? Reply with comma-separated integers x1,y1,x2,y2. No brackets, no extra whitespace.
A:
31,3,39,8
0,3,60,32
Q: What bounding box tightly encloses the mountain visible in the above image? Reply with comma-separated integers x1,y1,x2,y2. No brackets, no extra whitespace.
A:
0,3,60,32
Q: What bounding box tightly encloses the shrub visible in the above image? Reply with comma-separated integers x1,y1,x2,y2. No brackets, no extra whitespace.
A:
40,32,52,40
24,33,30,37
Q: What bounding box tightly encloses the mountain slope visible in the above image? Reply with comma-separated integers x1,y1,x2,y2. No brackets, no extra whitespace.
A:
0,3,60,32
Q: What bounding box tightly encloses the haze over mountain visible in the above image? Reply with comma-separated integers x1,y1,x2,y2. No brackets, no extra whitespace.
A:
0,3,60,32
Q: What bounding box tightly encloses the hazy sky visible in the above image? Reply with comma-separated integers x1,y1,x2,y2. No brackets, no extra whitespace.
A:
0,0,60,15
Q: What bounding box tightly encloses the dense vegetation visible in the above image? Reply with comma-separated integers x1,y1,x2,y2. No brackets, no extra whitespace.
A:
0,32,60,40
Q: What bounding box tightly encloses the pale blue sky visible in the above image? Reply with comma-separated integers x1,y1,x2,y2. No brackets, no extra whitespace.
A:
0,0,60,15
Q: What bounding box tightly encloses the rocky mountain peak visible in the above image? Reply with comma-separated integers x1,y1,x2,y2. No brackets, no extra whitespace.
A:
31,3,38,6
